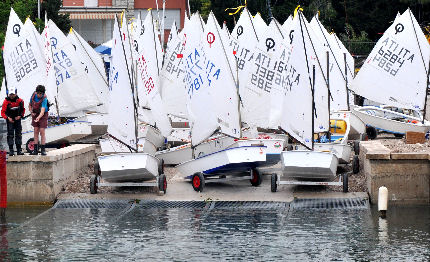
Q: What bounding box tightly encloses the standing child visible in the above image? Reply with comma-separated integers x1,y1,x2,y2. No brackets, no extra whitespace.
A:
28,85,49,155
1,89,25,156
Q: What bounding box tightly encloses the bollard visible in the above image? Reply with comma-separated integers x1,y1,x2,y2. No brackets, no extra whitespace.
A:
378,186,388,218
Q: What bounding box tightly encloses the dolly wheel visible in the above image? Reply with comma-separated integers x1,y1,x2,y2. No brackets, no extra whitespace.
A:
353,141,360,155
271,174,278,192
158,174,167,194
343,173,349,193
90,175,98,194
352,155,359,174
192,172,205,192
94,160,101,176
250,168,262,186
158,159,165,175
26,138,35,153
366,126,377,140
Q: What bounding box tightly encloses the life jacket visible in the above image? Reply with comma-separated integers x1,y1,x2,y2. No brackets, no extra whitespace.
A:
3,96,24,118
31,92,49,115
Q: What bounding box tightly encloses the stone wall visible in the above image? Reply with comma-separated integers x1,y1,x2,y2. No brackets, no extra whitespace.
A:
360,141,430,204
7,144,96,204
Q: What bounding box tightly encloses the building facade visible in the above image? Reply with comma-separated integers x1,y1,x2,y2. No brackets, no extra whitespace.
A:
60,0,187,45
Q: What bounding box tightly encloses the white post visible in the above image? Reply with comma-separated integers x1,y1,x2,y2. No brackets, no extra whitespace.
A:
378,186,388,218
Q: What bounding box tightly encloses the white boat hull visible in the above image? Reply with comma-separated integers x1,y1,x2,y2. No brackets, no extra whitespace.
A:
98,153,159,182
100,137,157,155
313,143,351,164
281,150,338,181
22,120,92,146
138,124,165,148
176,146,267,178
157,133,288,165
229,138,286,166
156,135,236,165
76,113,108,135
352,105,430,134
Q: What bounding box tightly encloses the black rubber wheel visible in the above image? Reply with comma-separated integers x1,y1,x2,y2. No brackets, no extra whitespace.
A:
192,172,205,192
158,159,165,175
158,174,167,194
343,173,349,193
26,138,35,153
90,175,98,194
366,126,378,140
352,155,359,174
250,168,262,186
353,141,360,155
94,160,101,176
394,133,404,138
286,144,293,151
271,173,278,192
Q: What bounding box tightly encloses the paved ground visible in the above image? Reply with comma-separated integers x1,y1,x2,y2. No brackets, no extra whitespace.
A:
59,171,368,202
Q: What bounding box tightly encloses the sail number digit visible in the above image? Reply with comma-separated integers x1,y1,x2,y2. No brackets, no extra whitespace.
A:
371,37,414,76
7,40,38,83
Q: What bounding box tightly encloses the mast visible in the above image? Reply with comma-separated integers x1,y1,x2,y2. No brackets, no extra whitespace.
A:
344,53,350,111
117,15,139,151
312,65,316,150
422,59,430,124
327,51,331,142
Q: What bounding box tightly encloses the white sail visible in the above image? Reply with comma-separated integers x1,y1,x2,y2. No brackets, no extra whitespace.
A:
282,15,293,33
280,13,314,149
300,15,330,132
160,21,188,119
3,8,46,103
41,16,57,114
252,12,267,39
107,16,137,149
121,13,135,81
202,12,241,138
229,8,260,124
135,10,172,137
351,9,429,110
244,18,288,129
183,13,218,145
165,21,178,54
24,17,45,65
67,28,109,112
310,16,349,111
48,20,100,115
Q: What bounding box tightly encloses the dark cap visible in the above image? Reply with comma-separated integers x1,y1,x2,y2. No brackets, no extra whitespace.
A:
36,85,45,94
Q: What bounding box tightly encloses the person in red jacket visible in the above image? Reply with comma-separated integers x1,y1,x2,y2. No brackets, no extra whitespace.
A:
1,89,25,156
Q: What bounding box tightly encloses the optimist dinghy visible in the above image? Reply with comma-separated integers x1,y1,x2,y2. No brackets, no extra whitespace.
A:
269,11,346,192
176,12,269,191
90,14,166,195
351,9,430,137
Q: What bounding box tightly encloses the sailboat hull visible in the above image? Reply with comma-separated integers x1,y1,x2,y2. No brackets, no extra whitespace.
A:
157,134,287,165
138,124,165,148
313,143,351,164
98,153,159,182
352,105,430,135
76,112,108,135
176,146,266,178
100,137,157,155
22,120,92,146
280,150,338,181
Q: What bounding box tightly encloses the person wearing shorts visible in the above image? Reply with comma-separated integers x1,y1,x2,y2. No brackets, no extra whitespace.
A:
29,85,48,155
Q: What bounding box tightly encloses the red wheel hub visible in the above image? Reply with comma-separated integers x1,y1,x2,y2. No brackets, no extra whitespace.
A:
193,176,200,188
251,171,258,183
28,141,35,151
163,179,167,190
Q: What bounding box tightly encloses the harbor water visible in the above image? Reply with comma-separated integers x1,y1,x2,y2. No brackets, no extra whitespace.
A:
1,203,429,261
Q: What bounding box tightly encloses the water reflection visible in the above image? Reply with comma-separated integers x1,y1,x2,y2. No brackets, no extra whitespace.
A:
2,205,430,261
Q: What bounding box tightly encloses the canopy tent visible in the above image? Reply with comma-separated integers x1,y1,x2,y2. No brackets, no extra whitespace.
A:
94,39,112,55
